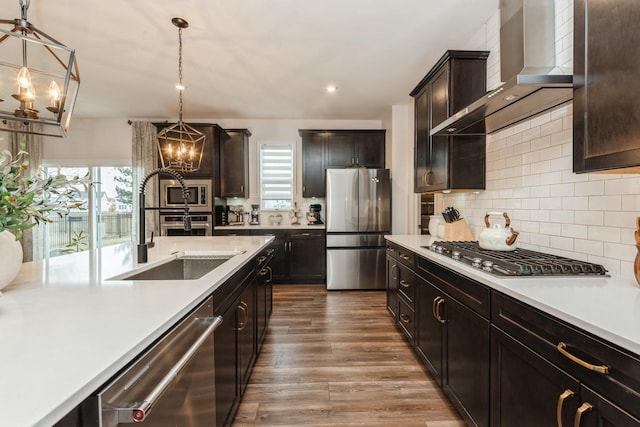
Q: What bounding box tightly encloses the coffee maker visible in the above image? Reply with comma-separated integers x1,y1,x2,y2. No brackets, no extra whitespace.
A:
249,204,260,225
306,204,323,224
228,205,245,225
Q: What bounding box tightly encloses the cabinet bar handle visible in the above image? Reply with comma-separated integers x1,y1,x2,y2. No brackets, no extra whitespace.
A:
240,184,244,193
391,263,397,281
557,342,609,374
573,402,592,427
237,302,248,332
432,296,440,320
301,232,311,236
387,247,395,252
435,298,445,324
257,256,267,264
266,248,275,256
399,314,411,324
400,254,410,260
556,389,575,427
399,280,411,288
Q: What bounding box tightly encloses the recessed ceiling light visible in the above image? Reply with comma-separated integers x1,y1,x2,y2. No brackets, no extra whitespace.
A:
326,85,338,93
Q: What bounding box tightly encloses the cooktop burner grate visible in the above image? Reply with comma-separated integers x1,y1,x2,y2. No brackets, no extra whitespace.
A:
423,241,608,277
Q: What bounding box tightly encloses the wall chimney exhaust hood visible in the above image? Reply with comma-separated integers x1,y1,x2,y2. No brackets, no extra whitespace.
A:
431,0,572,137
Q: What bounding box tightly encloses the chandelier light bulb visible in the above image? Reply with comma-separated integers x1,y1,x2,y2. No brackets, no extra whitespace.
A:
49,81,61,101
25,84,35,101
17,67,32,88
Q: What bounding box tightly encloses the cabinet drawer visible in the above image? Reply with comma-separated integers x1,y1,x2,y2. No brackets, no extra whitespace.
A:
290,230,325,239
397,297,415,342
386,242,400,260
416,255,490,319
492,291,640,420
397,264,416,305
213,229,250,236
396,246,415,268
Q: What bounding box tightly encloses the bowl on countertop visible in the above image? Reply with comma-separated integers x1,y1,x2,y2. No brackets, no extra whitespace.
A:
268,213,283,225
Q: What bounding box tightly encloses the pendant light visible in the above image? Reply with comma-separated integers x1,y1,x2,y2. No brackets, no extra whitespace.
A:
0,0,80,137
156,17,205,173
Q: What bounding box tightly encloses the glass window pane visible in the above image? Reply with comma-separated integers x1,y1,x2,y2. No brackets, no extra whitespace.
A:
260,144,293,210
98,166,133,247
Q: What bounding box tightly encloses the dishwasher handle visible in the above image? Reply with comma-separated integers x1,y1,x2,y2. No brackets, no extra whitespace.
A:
118,316,223,423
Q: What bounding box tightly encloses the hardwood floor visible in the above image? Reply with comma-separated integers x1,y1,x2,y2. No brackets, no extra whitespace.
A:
233,285,464,427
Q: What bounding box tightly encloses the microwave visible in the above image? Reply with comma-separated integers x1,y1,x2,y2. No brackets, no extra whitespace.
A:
160,178,212,212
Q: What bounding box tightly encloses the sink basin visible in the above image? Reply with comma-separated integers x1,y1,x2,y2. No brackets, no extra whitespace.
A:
114,255,234,281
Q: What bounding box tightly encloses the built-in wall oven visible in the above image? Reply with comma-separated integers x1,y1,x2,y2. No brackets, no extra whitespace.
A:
160,178,212,212
161,214,212,236
98,297,222,426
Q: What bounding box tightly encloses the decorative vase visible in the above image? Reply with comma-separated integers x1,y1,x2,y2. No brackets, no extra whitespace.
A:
0,230,23,292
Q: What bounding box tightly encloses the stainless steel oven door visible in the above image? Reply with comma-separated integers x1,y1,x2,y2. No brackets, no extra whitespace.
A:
161,214,212,236
98,297,221,426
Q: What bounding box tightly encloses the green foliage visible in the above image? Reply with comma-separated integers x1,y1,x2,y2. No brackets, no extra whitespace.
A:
0,137,91,240
114,167,133,206
63,231,89,253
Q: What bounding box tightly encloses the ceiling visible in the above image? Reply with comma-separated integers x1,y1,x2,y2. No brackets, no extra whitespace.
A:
1,0,497,120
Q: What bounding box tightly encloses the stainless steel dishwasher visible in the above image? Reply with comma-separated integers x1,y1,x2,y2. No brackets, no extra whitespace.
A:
98,297,222,426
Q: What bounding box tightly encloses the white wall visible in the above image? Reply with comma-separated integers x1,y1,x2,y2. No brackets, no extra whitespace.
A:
390,104,417,235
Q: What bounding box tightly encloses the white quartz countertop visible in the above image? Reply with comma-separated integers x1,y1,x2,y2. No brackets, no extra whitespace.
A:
0,236,273,427
386,235,640,357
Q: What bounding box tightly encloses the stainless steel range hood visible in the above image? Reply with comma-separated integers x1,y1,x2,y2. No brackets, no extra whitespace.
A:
431,0,573,136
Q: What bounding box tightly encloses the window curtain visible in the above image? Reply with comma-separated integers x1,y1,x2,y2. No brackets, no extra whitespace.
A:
8,122,44,262
131,121,159,243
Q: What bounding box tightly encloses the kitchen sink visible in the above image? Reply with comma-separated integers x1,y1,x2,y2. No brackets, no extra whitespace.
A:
111,253,242,281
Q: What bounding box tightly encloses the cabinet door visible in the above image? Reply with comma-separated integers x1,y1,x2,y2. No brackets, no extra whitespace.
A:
221,130,249,197
443,295,490,427
301,133,326,197
491,326,580,427
355,131,385,168
288,231,326,282
414,86,431,192
214,299,239,427
430,67,449,130
386,254,399,319
237,283,256,395
574,0,640,173
416,276,444,385
326,132,356,168
252,230,286,282
579,385,640,427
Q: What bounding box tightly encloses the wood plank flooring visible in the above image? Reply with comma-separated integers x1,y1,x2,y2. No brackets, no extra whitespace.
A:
233,285,464,427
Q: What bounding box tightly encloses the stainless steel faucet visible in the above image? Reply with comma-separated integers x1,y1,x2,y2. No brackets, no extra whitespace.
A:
138,168,192,263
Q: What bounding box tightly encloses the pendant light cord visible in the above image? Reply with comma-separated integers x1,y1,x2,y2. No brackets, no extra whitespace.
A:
177,27,184,122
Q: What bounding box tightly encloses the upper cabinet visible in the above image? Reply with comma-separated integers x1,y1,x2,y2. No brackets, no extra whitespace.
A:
410,50,489,193
155,123,228,185
573,0,640,173
221,129,251,198
300,129,386,198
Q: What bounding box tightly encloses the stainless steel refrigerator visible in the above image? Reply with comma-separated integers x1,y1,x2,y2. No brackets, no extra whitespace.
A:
325,168,391,290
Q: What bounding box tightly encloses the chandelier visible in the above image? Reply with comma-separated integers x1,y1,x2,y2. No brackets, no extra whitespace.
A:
156,17,205,173
0,0,80,137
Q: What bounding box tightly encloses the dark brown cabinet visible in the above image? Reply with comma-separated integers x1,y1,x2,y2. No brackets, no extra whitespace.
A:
415,255,490,427
300,129,385,198
386,251,399,319
215,228,326,284
237,283,255,395
410,50,488,193
221,129,250,198
300,131,326,198
288,230,326,282
574,0,640,173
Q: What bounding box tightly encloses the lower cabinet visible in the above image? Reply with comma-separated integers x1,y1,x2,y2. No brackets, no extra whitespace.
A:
213,249,273,427
385,240,640,427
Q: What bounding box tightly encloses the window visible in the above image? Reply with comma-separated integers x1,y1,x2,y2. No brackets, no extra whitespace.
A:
43,166,133,257
259,144,293,210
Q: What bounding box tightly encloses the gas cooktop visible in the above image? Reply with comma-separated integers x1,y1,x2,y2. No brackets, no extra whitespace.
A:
422,241,608,277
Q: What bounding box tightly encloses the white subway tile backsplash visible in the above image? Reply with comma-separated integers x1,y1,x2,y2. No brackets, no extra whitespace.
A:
574,210,603,226
562,223,588,239
588,195,621,211
575,181,604,196
562,196,589,211
438,14,634,278
588,226,621,243
550,235,574,251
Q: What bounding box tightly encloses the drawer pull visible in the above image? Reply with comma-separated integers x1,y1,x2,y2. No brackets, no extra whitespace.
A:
557,342,609,374
556,389,575,427
432,297,440,320
257,256,267,264
399,254,411,260
266,248,275,256
399,280,411,288
399,314,411,324
573,402,592,427
435,298,446,324
387,247,395,252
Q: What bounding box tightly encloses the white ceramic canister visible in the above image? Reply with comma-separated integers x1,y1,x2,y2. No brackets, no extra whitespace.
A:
428,215,444,237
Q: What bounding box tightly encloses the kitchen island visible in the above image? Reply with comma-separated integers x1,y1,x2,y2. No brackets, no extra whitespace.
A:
0,235,273,427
